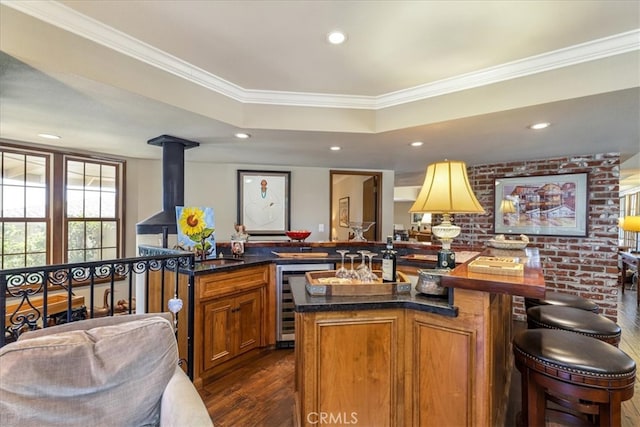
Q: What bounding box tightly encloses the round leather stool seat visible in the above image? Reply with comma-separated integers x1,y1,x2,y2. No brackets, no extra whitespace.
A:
527,305,621,346
524,291,599,313
513,329,636,426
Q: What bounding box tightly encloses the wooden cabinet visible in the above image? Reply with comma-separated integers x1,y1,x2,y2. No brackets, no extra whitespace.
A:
406,311,476,427
202,288,261,370
148,262,276,387
294,289,512,427
295,309,405,426
193,264,275,387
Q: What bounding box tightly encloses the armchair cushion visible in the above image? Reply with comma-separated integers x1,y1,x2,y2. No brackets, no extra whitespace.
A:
0,316,177,427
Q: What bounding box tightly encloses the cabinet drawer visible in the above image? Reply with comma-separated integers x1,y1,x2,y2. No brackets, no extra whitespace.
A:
198,265,269,300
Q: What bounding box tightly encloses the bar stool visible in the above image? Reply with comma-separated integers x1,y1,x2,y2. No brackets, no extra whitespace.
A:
513,329,636,427
524,291,600,313
526,305,621,346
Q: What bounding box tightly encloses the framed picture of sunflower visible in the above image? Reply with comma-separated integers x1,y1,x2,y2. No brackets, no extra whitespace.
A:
176,206,216,259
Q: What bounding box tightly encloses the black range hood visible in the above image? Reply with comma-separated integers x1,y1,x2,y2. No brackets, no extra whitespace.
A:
136,135,199,236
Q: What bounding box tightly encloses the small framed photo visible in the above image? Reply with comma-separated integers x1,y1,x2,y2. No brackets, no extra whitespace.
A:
237,170,291,235
411,212,424,224
494,172,588,237
339,197,350,227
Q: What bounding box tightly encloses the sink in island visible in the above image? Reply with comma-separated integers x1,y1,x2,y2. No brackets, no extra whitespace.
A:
291,248,544,427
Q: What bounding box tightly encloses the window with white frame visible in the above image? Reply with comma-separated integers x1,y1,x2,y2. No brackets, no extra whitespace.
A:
0,150,49,269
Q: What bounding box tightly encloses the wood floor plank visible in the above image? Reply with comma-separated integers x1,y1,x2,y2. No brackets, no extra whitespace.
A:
199,289,640,427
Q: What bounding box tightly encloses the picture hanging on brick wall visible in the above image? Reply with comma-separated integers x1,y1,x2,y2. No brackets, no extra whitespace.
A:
494,173,588,237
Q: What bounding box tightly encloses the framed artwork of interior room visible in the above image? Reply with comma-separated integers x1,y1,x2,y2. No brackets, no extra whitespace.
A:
411,212,425,225
339,197,350,227
494,172,588,237
237,170,291,235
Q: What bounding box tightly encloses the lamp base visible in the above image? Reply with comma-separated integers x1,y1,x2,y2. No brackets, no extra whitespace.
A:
437,249,455,269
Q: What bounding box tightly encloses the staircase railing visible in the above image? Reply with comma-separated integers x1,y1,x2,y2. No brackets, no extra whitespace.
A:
1,252,196,377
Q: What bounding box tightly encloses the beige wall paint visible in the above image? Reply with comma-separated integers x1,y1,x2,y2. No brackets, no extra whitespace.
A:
127,160,394,255
393,201,414,232
331,175,369,241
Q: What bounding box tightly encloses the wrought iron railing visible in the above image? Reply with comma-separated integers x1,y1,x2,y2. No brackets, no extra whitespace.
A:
1,252,196,377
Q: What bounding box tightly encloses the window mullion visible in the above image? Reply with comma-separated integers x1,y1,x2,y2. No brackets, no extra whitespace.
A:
51,153,64,264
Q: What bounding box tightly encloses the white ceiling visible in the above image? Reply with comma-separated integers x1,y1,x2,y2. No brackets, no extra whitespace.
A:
1,0,639,189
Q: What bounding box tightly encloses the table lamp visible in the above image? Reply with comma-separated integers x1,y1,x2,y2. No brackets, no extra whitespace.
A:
409,160,485,268
621,215,640,253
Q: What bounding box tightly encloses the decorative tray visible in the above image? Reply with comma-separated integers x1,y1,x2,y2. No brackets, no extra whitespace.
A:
486,239,528,249
486,234,529,250
305,270,411,296
467,256,524,276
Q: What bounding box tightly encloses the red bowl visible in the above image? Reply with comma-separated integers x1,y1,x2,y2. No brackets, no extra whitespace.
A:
286,230,311,241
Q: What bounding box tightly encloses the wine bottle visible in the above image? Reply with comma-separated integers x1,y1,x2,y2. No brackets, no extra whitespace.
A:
382,236,397,282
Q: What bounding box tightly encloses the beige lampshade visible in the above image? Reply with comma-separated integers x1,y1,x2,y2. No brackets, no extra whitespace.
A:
409,160,485,214
499,199,516,214
621,216,640,232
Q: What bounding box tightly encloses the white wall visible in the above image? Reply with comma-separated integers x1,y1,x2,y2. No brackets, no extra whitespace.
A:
125,159,395,255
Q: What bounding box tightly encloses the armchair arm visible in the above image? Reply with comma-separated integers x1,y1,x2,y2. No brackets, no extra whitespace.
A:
161,367,213,427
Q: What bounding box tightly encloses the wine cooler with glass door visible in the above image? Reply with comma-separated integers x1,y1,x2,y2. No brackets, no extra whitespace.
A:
276,263,333,347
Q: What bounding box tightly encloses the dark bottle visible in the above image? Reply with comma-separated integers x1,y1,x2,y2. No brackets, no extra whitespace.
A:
382,236,397,282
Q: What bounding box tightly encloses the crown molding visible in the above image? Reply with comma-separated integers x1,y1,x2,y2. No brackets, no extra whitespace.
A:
4,0,639,111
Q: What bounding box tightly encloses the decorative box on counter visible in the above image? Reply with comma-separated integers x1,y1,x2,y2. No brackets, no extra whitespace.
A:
305,270,411,296
467,256,524,276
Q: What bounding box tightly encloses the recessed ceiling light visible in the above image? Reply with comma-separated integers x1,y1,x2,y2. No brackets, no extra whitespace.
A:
327,31,346,45
330,146,341,151
234,132,251,139
38,133,61,140
410,141,424,147
528,122,550,130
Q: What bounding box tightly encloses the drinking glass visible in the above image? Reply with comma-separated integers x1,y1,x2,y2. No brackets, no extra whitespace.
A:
366,252,378,281
357,250,371,281
335,250,349,278
346,254,359,279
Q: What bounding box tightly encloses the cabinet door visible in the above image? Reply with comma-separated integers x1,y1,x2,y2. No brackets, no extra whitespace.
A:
203,297,234,370
298,310,405,427
235,289,261,356
410,318,474,427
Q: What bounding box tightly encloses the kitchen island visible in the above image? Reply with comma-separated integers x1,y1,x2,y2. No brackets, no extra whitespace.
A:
292,248,545,427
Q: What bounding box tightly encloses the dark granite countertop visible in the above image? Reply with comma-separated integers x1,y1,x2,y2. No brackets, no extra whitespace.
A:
290,276,458,317
138,242,465,275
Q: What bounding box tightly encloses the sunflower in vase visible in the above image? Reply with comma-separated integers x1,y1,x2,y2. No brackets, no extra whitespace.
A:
177,206,216,260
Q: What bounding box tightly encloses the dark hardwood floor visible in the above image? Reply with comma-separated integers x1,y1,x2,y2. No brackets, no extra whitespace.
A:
198,289,640,427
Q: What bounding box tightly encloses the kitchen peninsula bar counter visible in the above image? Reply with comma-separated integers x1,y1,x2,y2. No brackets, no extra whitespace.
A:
292,248,545,427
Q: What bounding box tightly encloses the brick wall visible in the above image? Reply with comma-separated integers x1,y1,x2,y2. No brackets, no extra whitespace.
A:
455,153,620,321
